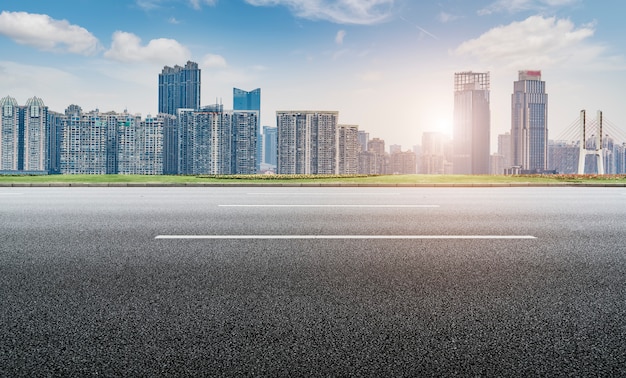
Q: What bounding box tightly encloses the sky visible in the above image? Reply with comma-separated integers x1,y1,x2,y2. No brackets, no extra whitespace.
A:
1,0,625,152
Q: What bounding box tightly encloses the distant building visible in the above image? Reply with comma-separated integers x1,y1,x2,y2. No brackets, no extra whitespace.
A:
390,150,416,174
262,126,277,167
158,61,201,115
548,140,579,174
511,70,548,172
338,124,359,174
367,137,387,174
420,132,450,174
498,132,512,171
453,71,491,174
389,144,402,155
276,111,338,174
357,130,369,152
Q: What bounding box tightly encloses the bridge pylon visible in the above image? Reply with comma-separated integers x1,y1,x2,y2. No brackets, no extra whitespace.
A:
577,110,604,174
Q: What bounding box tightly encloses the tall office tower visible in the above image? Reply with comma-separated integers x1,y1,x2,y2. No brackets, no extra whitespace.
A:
0,96,19,171
276,111,338,174
262,126,277,167
177,104,234,175
453,71,490,174
338,124,359,174
511,70,548,172
357,130,369,152
232,110,258,174
158,61,201,115
233,88,261,170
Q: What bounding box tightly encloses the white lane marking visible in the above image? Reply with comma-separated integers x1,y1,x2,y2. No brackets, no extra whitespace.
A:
0,193,23,195
156,235,536,240
247,192,401,196
219,204,439,208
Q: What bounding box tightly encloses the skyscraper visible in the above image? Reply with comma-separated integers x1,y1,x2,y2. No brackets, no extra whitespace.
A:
276,111,338,174
158,61,201,115
511,70,548,172
233,88,261,170
453,71,491,174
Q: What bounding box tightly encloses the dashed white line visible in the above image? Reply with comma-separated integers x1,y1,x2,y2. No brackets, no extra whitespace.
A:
219,204,439,208
156,235,536,240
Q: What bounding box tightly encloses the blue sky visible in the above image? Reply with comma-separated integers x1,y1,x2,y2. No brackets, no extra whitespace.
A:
1,0,625,151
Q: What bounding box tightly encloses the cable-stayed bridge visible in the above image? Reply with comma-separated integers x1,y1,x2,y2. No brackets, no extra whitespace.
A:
551,110,626,174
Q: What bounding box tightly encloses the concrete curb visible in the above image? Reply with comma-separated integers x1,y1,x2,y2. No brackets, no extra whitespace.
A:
2,182,626,187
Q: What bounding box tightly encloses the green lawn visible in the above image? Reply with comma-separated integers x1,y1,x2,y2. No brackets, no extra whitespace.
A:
1,173,626,185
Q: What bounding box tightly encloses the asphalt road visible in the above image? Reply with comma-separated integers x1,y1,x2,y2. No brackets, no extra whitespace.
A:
1,187,625,377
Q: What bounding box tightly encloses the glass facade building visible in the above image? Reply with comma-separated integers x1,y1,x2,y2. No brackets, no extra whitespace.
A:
511,70,548,172
453,72,491,175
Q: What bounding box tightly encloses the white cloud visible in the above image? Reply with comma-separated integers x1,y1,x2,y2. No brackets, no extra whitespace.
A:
478,0,579,15
335,30,347,45
189,0,218,10
0,11,100,55
202,53,228,69
244,0,395,25
453,16,616,71
104,31,191,64
438,12,459,23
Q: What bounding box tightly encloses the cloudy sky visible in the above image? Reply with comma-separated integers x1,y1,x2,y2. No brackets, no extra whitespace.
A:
1,0,624,151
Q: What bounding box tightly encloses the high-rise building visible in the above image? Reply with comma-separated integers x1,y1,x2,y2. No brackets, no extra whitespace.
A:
0,96,49,173
276,111,338,174
263,126,277,167
233,88,261,171
511,70,548,172
178,105,257,175
0,96,20,171
59,108,109,174
232,110,258,174
453,71,490,174
338,124,359,174
158,61,201,115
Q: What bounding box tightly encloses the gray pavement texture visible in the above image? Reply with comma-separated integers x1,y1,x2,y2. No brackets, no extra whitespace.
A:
1,187,626,377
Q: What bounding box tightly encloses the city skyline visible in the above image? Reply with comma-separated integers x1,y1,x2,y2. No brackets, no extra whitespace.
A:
1,1,625,151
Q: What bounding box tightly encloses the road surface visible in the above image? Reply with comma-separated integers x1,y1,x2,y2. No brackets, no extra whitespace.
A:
1,187,625,376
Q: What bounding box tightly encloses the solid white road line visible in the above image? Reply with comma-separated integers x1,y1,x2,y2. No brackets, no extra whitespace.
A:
155,235,536,240
219,204,439,208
